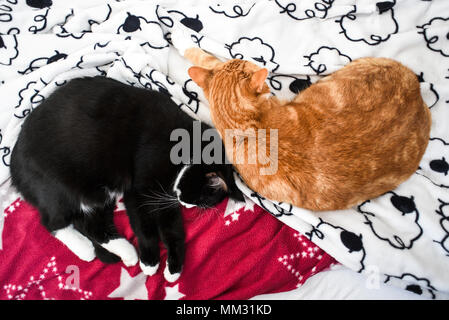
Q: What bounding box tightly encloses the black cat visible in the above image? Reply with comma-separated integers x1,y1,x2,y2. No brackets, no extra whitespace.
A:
10,76,243,282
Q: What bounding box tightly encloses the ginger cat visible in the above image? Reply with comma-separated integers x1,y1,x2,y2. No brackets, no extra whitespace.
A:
185,47,431,211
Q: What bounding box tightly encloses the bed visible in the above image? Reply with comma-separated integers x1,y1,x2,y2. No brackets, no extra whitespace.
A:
1,0,448,300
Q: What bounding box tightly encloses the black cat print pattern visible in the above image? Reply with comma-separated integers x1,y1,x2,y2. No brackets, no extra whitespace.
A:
1,0,449,299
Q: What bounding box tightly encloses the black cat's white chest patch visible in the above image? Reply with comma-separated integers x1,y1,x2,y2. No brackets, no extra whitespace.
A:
80,189,123,214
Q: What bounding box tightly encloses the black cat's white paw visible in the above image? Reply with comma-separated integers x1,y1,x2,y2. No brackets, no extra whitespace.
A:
139,261,159,276
53,225,96,262
164,263,182,283
101,238,138,267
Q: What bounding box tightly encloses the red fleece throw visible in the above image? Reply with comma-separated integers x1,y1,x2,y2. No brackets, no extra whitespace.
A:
0,197,336,300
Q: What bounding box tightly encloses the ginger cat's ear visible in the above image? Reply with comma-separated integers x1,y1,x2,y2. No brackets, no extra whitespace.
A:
250,68,269,93
188,66,211,88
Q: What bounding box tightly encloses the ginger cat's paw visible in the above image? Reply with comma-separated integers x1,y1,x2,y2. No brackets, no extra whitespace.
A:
171,26,196,56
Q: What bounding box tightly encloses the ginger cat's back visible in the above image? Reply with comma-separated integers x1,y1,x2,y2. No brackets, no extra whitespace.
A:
267,58,431,210
187,50,431,211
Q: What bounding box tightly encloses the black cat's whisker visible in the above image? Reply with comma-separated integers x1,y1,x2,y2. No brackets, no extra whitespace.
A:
140,190,178,207
208,206,222,218
141,196,177,203
138,198,179,209
148,202,180,213
189,205,222,224
157,180,172,194
142,192,177,201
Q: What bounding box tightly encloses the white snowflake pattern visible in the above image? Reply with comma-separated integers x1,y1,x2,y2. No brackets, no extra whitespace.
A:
223,196,255,226
3,197,21,218
3,257,92,300
277,232,324,286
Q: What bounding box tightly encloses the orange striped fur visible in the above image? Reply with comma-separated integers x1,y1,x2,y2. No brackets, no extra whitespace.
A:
185,48,431,211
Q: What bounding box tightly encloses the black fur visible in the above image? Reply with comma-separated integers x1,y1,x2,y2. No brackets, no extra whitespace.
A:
10,76,243,275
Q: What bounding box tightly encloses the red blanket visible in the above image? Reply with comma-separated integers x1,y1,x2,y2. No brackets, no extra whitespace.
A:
0,196,336,300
